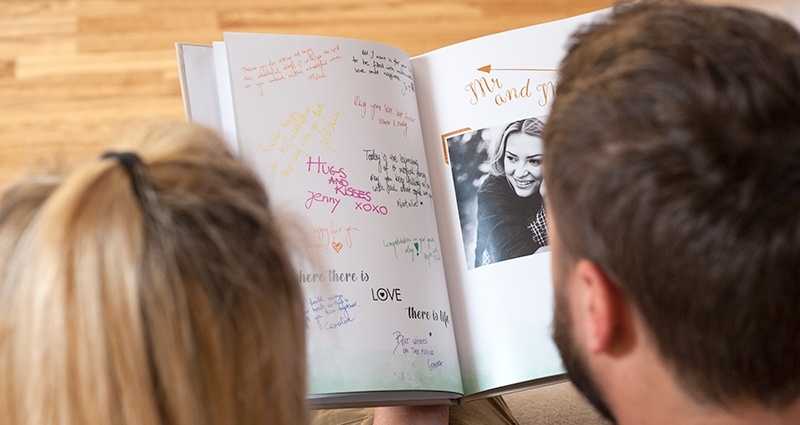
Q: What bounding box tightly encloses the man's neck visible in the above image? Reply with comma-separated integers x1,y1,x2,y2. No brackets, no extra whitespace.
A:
601,345,800,425
616,396,800,425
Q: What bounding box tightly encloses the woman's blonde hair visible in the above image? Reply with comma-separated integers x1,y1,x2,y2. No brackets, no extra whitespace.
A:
0,123,307,425
486,116,545,177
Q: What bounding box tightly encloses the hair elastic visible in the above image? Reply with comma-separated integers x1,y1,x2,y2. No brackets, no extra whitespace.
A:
101,151,150,204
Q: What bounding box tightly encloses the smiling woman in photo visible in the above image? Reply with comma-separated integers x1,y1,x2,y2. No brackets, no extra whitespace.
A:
474,117,549,267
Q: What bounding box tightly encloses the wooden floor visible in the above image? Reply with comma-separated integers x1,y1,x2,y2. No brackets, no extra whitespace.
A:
0,0,619,186
0,0,795,187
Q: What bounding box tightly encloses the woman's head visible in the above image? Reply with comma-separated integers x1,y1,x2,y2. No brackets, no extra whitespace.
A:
488,117,545,197
0,123,307,425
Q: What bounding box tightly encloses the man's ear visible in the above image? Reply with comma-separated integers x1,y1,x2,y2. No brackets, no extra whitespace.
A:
572,260,628,355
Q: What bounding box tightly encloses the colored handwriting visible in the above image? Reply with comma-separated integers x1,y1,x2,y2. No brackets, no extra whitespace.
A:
304,156,389,216
392,329,447,371
259,103,340,177
306,293,358,331
428,359,445,371
464,75,558,107
308,220,360,253
240,44,343,94
363,148,433,209
393,330,434,354
535,80,557,107
352,49,415,95
353,95,417,137
383,235,441,265
392,328,448,374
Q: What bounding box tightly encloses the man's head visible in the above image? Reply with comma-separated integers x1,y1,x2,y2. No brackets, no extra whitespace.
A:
544,0,800,420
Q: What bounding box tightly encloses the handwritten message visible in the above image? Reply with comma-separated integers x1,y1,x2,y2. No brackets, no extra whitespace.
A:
364,149,433,210
393,330,446,372
305,156,389,216
306,293,359,331
240,44,343,94
383,235,441,265
352,49,415,95
307,220,360,253
260,103,341,177
353,95,417,137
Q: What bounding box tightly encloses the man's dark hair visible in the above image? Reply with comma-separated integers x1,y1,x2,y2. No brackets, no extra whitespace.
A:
544,0,800,408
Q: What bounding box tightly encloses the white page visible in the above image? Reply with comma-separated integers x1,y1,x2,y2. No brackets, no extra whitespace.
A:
175,43,239,156
222,33,462,400
175,44,224,135
212,42,239,155
411,9,608,396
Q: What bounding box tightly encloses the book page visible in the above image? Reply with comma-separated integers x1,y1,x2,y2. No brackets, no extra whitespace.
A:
212,41,238,155
411,9,608,397
175,44,224,139
222,33,462,402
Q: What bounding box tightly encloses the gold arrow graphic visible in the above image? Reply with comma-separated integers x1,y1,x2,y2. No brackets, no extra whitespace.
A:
478,64,557,74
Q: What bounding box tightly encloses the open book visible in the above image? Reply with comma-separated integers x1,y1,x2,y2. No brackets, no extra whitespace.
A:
176,7,607,409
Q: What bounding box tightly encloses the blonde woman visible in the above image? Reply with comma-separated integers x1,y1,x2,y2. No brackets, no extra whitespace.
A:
0,124,307,425
474,117,549,267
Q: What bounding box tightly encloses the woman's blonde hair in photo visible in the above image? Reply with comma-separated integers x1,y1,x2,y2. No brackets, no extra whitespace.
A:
0,123,308,425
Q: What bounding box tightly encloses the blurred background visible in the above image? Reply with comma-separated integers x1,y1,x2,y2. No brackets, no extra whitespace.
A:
1,0,619,186
3,0,796,188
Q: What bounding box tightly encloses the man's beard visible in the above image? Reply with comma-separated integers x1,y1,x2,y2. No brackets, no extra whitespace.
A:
553,289,618,423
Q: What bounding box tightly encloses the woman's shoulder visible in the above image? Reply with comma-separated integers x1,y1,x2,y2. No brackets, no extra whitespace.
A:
477,174,507,195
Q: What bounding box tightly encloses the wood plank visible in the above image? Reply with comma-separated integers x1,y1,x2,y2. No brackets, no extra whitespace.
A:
0,0,616,186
